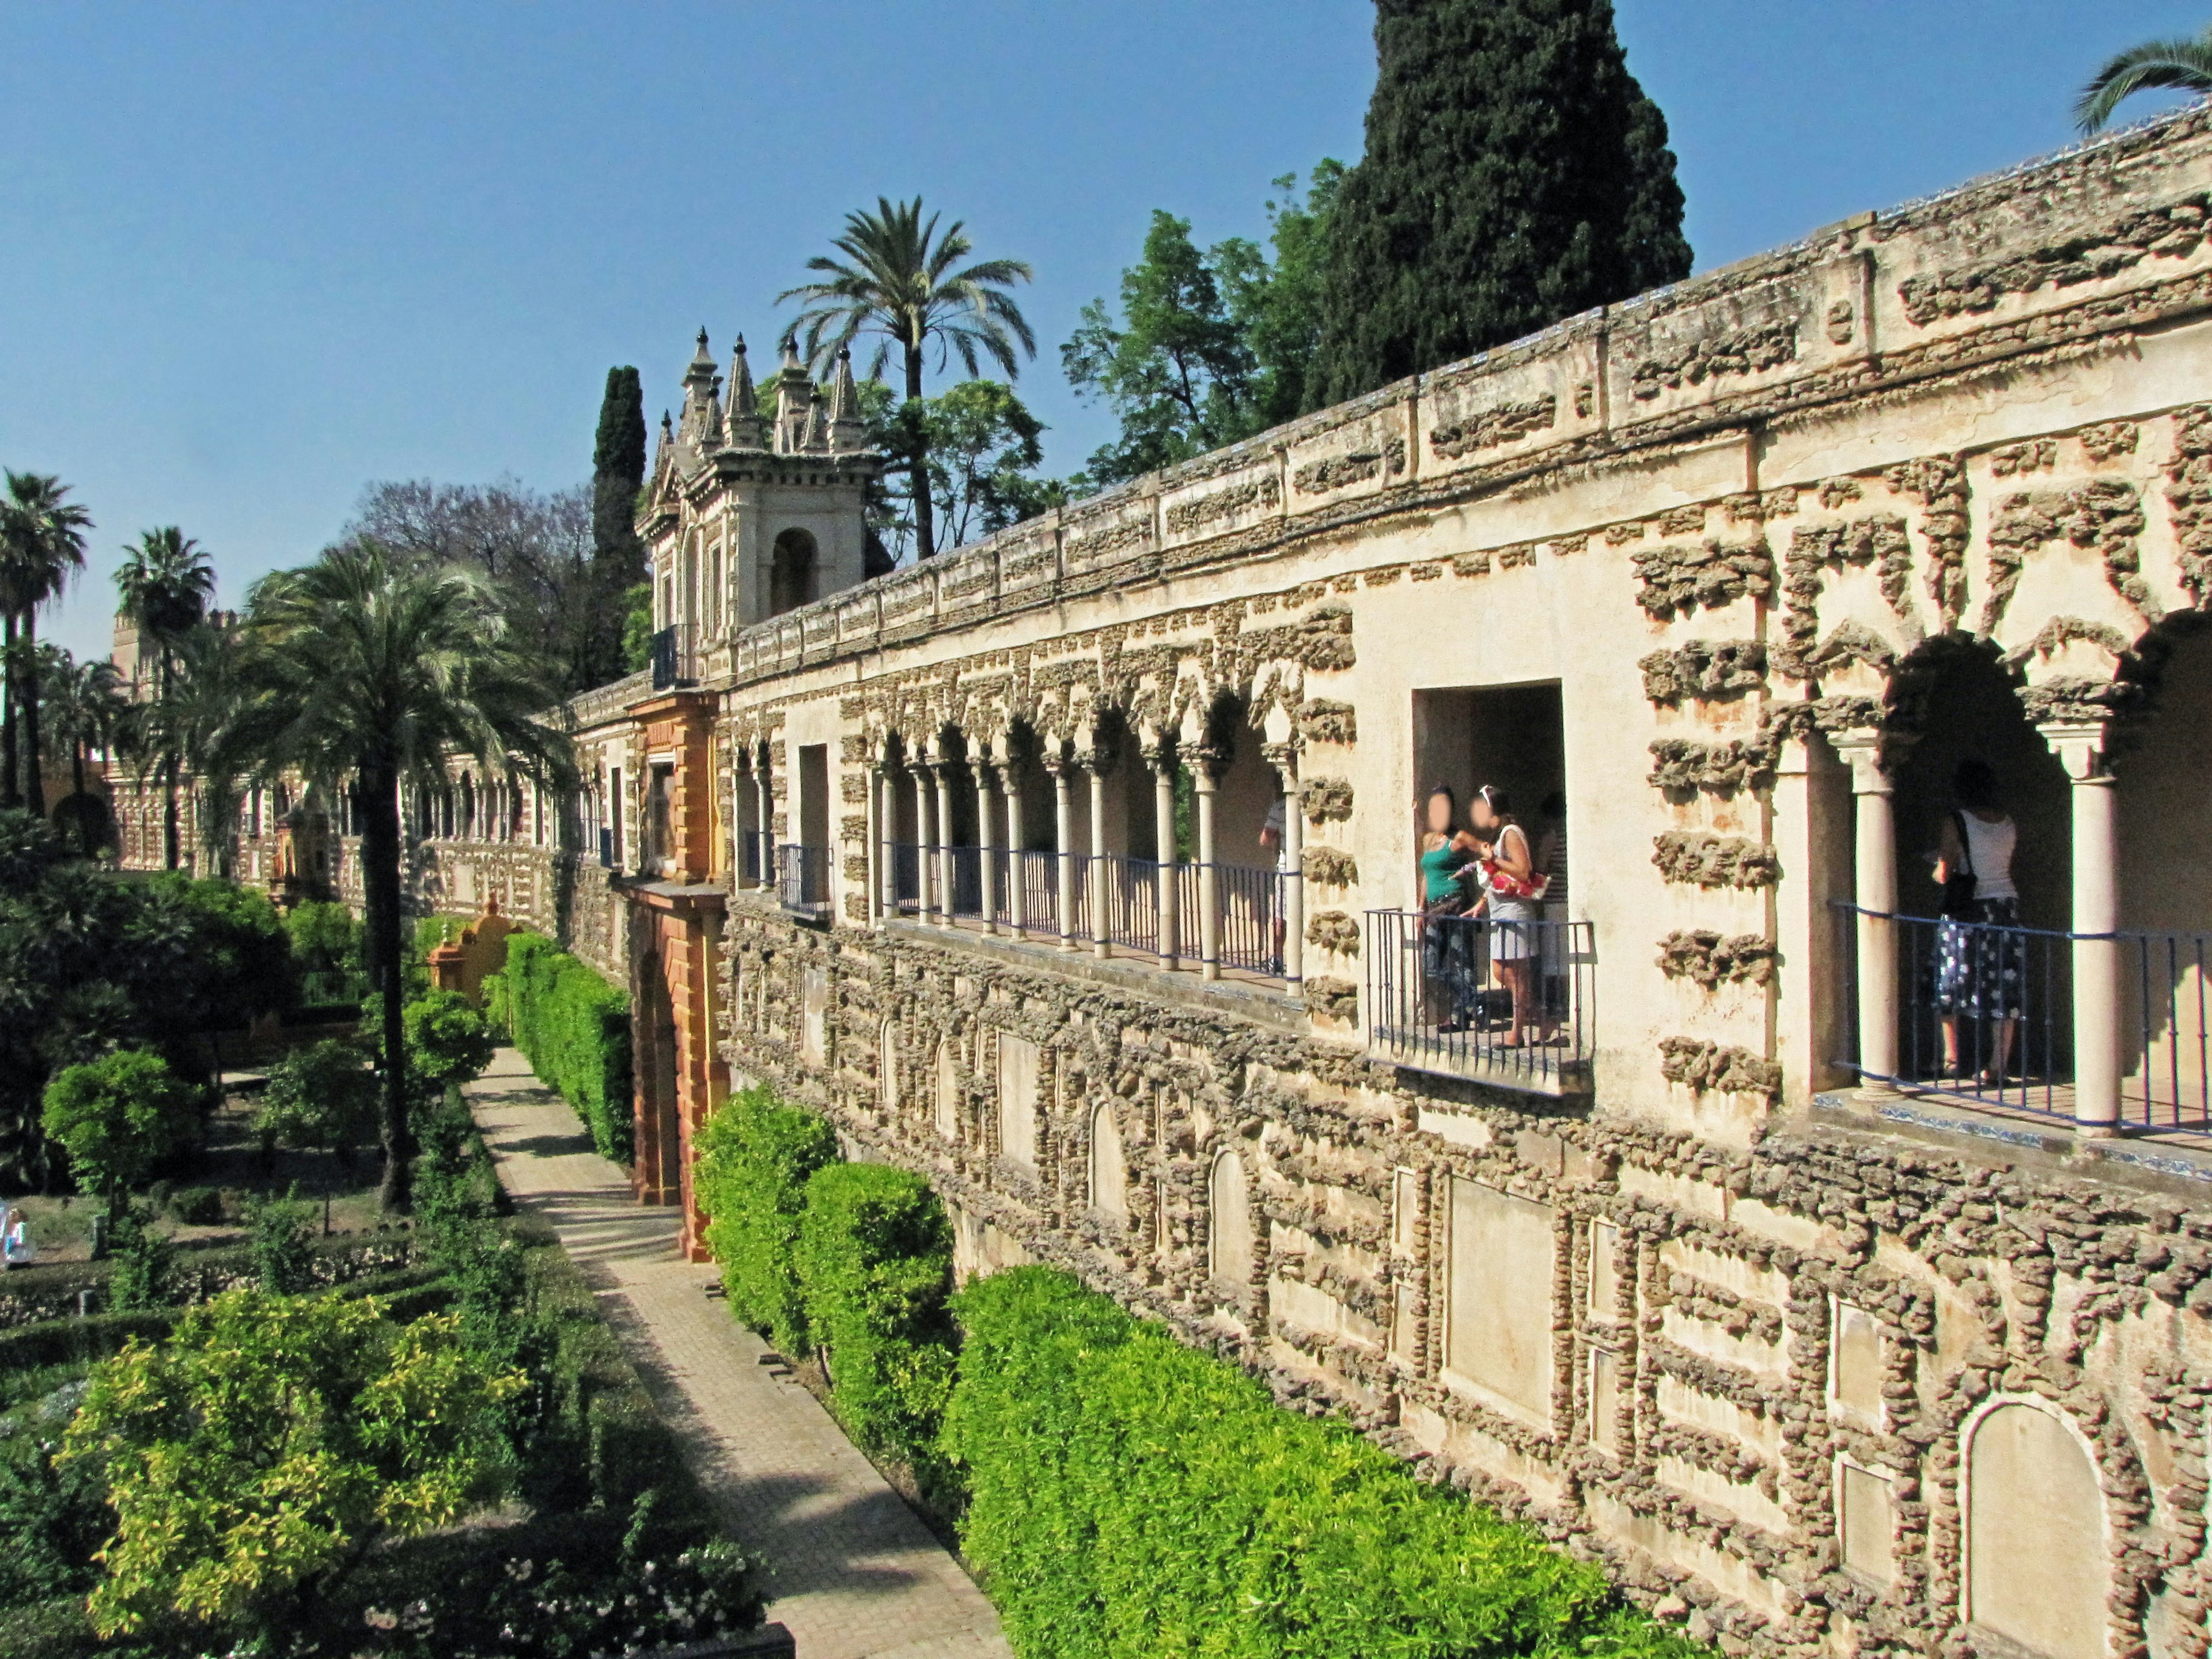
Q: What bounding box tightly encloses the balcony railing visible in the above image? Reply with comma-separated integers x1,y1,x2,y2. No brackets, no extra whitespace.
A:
1364,910,1594,1096
777,843,831,919
1831,903,2212,1134
649,624,697,691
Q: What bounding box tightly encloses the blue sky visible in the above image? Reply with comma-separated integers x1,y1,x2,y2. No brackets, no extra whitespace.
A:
5,1,2205,659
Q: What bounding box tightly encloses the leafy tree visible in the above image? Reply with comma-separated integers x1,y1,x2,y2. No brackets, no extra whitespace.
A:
258,1039,378,1167
60,1290,523,1639
107,1200,179,1310
117,870,296,1067
0,471,94,817
2077,25,2212,133
620,579,655,673
215,543,571,1211
1309,0,1692,406
782,197,1036,561
113,527,216,869
41,647,126,855
920,381,1063,547
592,366,649,685
1217,162,1347,427
402,990,495,1094
1063,211,1257,486
40,1048,190,1227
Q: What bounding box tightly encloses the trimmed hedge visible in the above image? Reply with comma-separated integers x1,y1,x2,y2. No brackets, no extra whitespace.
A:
498,932,633,1161
944,1268,1704,1659
694,1087,839,1355
795,1163,957,1469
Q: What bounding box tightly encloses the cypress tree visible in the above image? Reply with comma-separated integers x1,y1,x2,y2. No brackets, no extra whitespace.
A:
1309,0,1693,408
588,366,648,685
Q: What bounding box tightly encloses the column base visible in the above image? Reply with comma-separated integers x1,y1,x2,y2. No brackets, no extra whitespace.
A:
2073,1121,2120,1141
1851,1080,1902,1109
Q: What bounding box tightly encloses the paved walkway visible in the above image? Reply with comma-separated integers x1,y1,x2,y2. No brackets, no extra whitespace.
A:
465,1050,1012,1659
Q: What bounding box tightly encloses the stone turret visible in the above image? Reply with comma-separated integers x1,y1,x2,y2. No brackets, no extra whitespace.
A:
771,338,814,456
724,335,766,451
675,328,723,460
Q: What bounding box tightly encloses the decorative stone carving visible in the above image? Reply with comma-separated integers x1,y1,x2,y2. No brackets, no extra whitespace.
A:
1301,777,1353,824
1639,639,1767,705
1166,474,1282,536
1630,323,1799,400
1293,439,1407,494
1983,479,2154,632
1988,438,2057,477
1778,515,1913,676
1304,911,1359,958
1430,395,1556,459
2078,419,2139,463
1302,976,1358,1024
1656,930,1779,987
1896,191,2212,327
1301,846,1358,888
1647,736,1776,794
1296,699,1357,746
1884,456,1970,631
2163,403,2212,604
1657,1036,1782,1099
1632,537,1776,620
1651,831,1782,889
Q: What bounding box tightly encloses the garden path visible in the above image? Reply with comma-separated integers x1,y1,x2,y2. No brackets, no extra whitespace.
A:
465,1050,1013,1659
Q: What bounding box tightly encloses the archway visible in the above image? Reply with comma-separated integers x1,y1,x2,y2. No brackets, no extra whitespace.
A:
1965,1399,2108,1659
770,528,818,618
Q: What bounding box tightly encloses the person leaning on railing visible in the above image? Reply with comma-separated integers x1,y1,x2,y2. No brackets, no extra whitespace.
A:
1930,757,2025,1088
1472,785,1557,1050
1418,784,1482,1032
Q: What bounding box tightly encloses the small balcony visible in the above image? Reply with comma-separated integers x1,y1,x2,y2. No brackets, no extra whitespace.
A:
1362,910,1594,1097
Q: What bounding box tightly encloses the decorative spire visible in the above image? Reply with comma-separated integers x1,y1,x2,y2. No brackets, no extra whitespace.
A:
828,347,866,452
803,387,828,452
725,334,764,449
677,329,722,453
771,335,816,454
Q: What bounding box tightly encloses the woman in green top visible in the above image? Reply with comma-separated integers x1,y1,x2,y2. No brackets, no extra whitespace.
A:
1419,785,1481,1030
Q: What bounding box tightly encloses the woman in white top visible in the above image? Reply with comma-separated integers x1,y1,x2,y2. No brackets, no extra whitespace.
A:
1931,758,2024,1088
1471,786,1554,1047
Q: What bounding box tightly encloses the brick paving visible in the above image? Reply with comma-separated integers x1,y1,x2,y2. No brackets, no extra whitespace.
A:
466,1050,1013,1659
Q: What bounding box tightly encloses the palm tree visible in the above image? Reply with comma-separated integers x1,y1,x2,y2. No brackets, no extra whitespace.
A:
0,472,94,817
220,541,572,1212
44,650,125,855
114,528,215,868
781,198,1035,561
2077,26,2212,134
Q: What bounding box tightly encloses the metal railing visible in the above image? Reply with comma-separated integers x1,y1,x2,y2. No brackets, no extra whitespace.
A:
776,843,830,918
1831,903,2212,1132
1215,861,1286,975
1095,853,1164,955
945,846,988,920
649,624,696,691
1011,849,1059,937
1365,910,1594,1094
891,843,924,913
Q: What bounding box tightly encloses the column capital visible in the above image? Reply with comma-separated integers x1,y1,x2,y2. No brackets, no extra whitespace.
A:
1829,726,1911,796
1262,741,1301,783
2037,719,2113,782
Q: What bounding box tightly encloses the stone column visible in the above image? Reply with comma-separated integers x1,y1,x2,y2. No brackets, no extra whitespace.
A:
935,756,958,925
755,756,774,892
1147,741,1179,970
975,754,999,934
1049,755,1077,952
876,762,897,923
1267,744,1304,993
2046,722,2120,1134
1194,760,1221,980
1001,764,1027,935
1086,751,1112,959
1834,732,1901,1102
910,762,936,925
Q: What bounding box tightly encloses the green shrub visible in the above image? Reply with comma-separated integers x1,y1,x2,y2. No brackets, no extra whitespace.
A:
256,1038,377,1165
502,933,632,1161
944,1268,1704,1659
694,1087,839,1355
40,1049,192,1225
796,1162,956,1470
242,1190,316,1294
165,1184,224,1226
403,990,495,1092
104,1205,176,1312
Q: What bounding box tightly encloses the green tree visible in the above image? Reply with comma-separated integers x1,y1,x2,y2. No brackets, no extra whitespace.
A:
1063,211,1257,486
592,366,649,685
2077,25,2212,133
113,526,216,870
216,543,570,1211
782,198,1036,562
40,1048,190,1228
257,1039,378,1167
43,647,126,855
1310,0,1692,406
402,990,495,1094
0,471,94,817
920,381,1062,547
1217,162,1347,427
60,1290,522,1639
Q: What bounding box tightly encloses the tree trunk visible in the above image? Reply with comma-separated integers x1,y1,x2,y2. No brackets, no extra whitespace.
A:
1,612,18,811
907,345,937,562
361,765,415,1212
21,609,43,820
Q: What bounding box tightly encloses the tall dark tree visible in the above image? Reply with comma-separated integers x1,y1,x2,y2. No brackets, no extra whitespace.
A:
589,367,647,683
0,472,94,817
1309,0,1692,407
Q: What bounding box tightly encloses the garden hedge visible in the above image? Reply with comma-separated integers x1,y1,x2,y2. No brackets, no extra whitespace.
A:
495,932,632,1161
694,1087,839,1355
794,1162,957,1471
943,1267,1703,1659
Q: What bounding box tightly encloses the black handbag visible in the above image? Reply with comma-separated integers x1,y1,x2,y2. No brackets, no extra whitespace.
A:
1941,810,1979,920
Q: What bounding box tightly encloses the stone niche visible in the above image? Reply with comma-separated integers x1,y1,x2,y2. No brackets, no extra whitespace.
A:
1089,1103,1127,1219
1965,1400,2108,1659
801,967,828,1066
1445,1177,1557,1426
1837,1461,1895,1587
1830,1299,1885,1427
998,1033,1039,1171
1210,1149,1253,1287
934,1040,960,1141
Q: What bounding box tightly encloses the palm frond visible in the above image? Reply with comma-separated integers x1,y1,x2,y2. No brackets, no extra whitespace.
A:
2075,32,2212,134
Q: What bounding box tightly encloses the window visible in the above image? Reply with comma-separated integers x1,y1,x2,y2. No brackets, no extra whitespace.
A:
770,528,818,617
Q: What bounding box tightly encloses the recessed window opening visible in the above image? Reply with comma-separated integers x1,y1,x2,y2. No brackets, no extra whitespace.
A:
770,528,819,618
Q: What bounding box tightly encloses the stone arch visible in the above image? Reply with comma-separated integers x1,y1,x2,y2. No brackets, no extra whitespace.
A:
1208,1145,1253,1287
934,1036,960,1141
770,528,819,618
1089,1102,1127,1221
1962,1396,2109,1659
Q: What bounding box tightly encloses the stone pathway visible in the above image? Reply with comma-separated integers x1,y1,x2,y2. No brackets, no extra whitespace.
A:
465,1050,1013,1659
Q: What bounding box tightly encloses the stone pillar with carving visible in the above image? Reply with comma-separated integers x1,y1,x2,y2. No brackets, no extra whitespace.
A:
999,760,1027,935
2044,721,2120,1134
1145,737,1179,971
1084,743,1113,959
1048,752,1077,951
754,749,774,893
1267,743,1304,993
875,752,897,926
1193,753,1221,980
910,759,937,925
1834,730,1904,1101
933,749,958,925
974,749,999,934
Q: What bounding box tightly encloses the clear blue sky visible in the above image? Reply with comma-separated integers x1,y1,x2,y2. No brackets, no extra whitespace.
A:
5,1,2203,659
